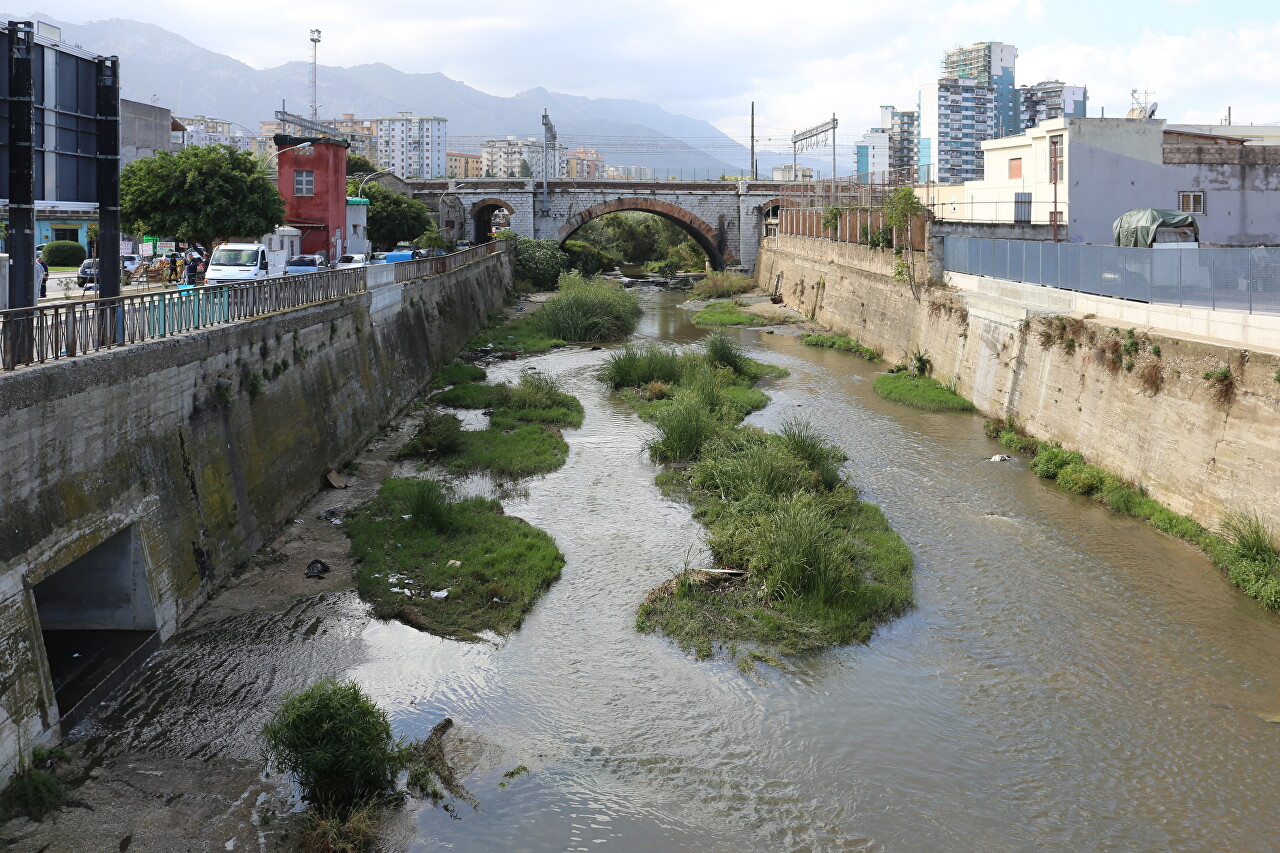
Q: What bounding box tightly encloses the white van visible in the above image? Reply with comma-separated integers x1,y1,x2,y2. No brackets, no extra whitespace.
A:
204,243,287,284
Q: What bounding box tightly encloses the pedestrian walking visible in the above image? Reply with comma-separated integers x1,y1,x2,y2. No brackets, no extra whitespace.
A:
168,252,179,283
37,257,48,299
183,254,201,287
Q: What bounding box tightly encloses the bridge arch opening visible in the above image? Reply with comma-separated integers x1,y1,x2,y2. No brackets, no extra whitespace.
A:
469,198,515,245
556,198,734,271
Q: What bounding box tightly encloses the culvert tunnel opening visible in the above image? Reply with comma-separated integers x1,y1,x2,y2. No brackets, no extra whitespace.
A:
33,525,161,732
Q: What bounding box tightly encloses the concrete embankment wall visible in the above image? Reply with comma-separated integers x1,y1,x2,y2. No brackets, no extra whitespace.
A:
0,251,512,777
758,235,1280,532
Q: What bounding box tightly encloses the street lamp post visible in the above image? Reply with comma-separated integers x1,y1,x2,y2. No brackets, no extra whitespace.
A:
356,168,394,197
263,141,313,170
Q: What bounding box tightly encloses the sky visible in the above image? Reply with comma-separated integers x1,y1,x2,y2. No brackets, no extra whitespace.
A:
27,0,1280,147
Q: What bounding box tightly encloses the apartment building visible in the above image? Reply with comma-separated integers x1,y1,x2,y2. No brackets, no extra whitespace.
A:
172,115,260,152
447,151,484,179
610,165,656,180
567,149,606,180
482,137,567,178
771,164,813,181
376,112,448,179
942,41,1019,137
919,77,997,183
1019,81,1088,130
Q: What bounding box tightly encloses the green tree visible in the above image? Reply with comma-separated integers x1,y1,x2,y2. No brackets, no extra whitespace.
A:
498,231,568,288
359,182,432,250
518,159,533,178
346,152,378,176
121,144,285,252
413,218,447,252
86,223,100,258
884,186,926,286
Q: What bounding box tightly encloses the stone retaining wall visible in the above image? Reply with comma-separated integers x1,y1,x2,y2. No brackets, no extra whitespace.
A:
0,250,511,778
758,235,1280,534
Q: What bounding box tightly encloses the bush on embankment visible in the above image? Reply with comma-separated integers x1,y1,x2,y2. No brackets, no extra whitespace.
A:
604,334,913,660
984,416,1280,611
530,272,641,342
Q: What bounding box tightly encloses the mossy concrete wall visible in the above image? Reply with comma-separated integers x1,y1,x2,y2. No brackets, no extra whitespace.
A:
759,235,1280,530
0,250,512,778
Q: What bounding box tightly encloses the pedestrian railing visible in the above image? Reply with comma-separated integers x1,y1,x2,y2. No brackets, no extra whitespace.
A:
1,242,505,370
943,236,1280,315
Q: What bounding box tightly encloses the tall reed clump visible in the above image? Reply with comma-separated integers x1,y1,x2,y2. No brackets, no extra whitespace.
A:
602,344,684,389
261,680,407,820
531,273,641,342
1215,510,1280,609
689,270,756,300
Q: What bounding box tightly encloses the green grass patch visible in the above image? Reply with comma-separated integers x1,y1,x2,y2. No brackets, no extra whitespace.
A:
689,270,757,300
637,427,914,657
799,332,881,361
529,273,642,342
692,301,772,327
433,360,487,388
872,372,975,412
435,382,506,409
466,312,566,355
445,417,569,478
349,479,564,640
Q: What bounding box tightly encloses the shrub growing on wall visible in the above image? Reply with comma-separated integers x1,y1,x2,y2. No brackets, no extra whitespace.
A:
42,240,86,267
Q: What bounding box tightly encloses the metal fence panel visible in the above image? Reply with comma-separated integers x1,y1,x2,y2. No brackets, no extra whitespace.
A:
943,237,1280,315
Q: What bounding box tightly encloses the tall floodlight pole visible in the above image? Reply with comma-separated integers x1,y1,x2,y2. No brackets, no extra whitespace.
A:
749,101,755,181
309,29,321,122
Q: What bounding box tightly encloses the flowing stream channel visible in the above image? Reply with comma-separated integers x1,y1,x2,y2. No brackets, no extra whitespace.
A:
79,291,1280,852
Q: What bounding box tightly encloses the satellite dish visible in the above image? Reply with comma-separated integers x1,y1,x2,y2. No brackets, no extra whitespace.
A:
1147,102,1158,118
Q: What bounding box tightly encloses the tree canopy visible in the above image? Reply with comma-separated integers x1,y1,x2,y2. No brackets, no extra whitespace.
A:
346,152,378,176
121,144,285,251
413,218,446,252
358,182,433,249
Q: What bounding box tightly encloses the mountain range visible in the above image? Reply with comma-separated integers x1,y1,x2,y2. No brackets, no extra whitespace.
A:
13,13,813,177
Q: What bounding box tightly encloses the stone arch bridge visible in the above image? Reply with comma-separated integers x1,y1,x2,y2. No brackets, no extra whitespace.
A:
407,179,790,272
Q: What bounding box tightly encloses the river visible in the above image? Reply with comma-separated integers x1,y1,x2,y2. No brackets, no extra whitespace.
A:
72,291,1280,851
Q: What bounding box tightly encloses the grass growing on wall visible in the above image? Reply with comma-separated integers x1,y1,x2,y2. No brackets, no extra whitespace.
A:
984,416,1280,611
873,372,975,412
348,479,564,640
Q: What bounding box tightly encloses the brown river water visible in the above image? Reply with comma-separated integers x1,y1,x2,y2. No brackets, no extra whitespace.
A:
68,291,1280,851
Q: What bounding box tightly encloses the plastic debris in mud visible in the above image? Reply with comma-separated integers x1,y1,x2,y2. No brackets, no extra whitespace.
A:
431,589,450,599
305,560,331,579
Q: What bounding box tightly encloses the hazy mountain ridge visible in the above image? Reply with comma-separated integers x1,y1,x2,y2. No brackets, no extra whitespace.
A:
12,12,749,175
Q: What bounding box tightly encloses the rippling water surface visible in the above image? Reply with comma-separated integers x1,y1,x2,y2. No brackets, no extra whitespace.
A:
94,292,1280,852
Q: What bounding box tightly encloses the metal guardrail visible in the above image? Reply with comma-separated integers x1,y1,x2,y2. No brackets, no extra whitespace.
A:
943,236,1280,315
0,242,505,370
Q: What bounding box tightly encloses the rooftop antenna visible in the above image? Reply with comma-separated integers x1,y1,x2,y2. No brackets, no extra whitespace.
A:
1127,88,1157,119
309,29,322,122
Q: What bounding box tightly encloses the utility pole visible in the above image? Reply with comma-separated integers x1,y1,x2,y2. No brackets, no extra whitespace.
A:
749,101,755,181
308,29,321,122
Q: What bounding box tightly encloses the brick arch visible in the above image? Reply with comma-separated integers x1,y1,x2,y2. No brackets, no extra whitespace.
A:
468,197,515,217
556,197,734,270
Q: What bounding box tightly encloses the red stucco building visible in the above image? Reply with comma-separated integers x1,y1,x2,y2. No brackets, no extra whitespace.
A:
275,134,349,260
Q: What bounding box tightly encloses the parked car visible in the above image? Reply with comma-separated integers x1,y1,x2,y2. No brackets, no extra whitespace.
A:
453,240,473,252
121,254,142,273
285,254,326,275
384,248,414,263
335,253,369,268
369,252,389,264
77,259,99,288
